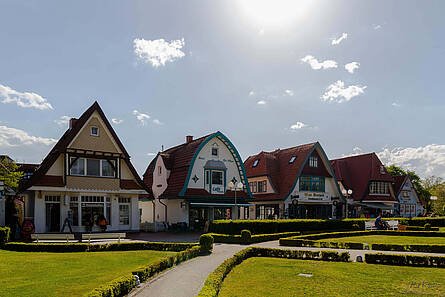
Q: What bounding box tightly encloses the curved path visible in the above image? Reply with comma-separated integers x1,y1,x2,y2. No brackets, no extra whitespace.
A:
129,241,444,297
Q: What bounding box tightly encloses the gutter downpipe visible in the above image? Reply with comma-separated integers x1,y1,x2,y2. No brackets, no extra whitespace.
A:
151,199,156,232
158,198,168,231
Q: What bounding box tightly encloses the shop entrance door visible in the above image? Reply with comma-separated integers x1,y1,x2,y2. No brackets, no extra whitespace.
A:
189,208,209,231
46,203,60,232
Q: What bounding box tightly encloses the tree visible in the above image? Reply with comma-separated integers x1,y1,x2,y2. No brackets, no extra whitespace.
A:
0,156,23,190
424,176,445,216
386,165,407,177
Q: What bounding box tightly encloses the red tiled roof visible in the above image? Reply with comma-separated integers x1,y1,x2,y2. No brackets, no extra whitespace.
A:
120,179,143,190
244,142,317,201
393,175,408,196
20,101,150,196
34,175,64,187
330,153,397,202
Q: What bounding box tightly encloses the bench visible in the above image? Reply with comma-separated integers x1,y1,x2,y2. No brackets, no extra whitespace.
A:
81,233,126,244
387,220,399,230
31,233,75,243
365,220,399,230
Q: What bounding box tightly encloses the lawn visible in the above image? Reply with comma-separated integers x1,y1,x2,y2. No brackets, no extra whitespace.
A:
0,249,176,297
218,257,445,297
315,235,445,245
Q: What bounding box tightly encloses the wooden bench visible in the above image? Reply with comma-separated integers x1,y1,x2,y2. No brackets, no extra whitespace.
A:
364,221,377,230
387,220,399,230
31,233,74,243
81,233,126,244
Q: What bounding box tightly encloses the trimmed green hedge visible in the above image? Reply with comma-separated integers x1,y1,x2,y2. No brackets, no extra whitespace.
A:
365,253,445,268
197,247,350,297
208,232,302,244
406,226,439,231
3,241,198,253
199,234,214,254
0,227,11,246
209,217,445,235
85,245,202,297
279,230,445,254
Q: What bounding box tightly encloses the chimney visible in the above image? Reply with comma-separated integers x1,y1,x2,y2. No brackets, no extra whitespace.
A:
69,118,78,129
186,135,193,143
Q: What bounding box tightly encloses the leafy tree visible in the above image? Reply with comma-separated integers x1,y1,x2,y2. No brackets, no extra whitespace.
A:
0,156,23,190
386,165,407,177
424,176,445,215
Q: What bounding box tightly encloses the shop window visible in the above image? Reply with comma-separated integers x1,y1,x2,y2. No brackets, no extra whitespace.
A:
119,205,130,225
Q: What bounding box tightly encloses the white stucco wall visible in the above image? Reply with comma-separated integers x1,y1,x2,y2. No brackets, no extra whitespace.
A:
152,156,170,199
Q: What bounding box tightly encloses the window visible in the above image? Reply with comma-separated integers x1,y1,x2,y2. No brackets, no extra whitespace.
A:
289,156,296,164
102,160,115,177
369,182,389,195
205,170,210,185
70,197,79,226
91,127,99,136
256,205,279,220
402,190,410,199
212,148,218,156
253,159,259,167
118,197,131,203
45,195,60,202
119,205,130,225
249,181,257,193
70,158,85,175
299,176,325,192
212,171,223,185
70,157,116,177
258,180,267,193
158,166,162,175
309,156,318,168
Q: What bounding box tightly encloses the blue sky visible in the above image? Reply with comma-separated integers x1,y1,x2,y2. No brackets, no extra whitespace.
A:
1,1,444,178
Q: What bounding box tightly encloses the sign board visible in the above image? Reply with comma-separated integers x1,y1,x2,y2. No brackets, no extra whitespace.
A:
297,192,331,203
211,185,225,194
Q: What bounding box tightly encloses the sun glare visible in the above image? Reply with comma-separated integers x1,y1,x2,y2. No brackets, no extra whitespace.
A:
238,0,313,28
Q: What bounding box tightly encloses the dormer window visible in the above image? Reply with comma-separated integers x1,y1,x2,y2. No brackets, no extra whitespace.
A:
158,166,162,175
91,126,99,136
253,159,259,167
380,166,385,175
212,148,218,156
309,156,318,168
289,156,296,164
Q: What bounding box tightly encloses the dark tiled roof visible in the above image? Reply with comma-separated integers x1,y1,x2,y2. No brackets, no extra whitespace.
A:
330,153,397,202
20,101,150,195
393,175,408,196
34,175,64,187
244,142,317,201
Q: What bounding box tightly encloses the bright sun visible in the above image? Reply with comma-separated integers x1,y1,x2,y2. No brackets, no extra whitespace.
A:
238,0,313,28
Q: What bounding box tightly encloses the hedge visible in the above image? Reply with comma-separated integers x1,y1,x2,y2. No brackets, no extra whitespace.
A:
365,253,445,268
3,241,198,253
0,226,10,246
406,226,440,231
197,247,350,297
372,243,445,254
199,234,214,254
208,232,302,244
85,245,202,297
209,217,445,235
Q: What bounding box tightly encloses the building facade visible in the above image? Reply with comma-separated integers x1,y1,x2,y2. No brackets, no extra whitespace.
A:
141,132,253,231
393,175,424,217
20,102,149,233
244,142,344,219
331,153,398,218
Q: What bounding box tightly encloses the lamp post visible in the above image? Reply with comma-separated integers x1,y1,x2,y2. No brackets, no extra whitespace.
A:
341,189,353,218
228,180,244,220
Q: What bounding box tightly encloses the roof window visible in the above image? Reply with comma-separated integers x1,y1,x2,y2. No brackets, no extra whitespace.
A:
253,159,259,167
289,156,296,164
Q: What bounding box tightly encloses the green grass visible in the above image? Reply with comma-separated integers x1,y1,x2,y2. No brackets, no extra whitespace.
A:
218,257,445,297
0,249,176,297
315,235,445,245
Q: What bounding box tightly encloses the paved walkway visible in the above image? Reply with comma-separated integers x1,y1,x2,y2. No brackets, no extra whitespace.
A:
129,241,445,297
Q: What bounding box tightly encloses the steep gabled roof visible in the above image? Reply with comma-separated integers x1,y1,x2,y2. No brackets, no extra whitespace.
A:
393,175,408,196
21,101,149,194
143,132,252,200
331,153,396,202
245,142,330,201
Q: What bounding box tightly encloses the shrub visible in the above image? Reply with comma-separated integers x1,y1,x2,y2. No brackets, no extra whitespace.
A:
85,274,135,297
241,230,251,241
200,234,214,254
209,232,302,244
406,226,439,231
0,226,10,246
352,224,360,230
365,253,445,268
424,223,432,231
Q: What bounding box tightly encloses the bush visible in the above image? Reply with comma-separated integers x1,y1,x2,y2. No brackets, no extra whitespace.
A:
406,226,439,231
424,223,432,231
241,230,251,241
365,253,445,268
352,224,360,230
209,232,302,244
85,274,135,297
371,243,445,254
200,234,214,254
0,226,10,246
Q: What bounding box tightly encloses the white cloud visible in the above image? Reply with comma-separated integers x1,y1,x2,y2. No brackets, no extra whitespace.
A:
374,24,382,30
0,125,57,147
378,144,445,178
331,33,348,45
147,152,157,156
301,55,338,70
290,122,308,130
152,119,163,125
132,110,150,125
258,28,265,35
284,89,294,96
112,118,123,124
0,84,53,110
248,91,255,96
345,62,360,74
392,102,401,107
322,80,367,103
54,115,71,127
133,38,185,67
257,100,266,105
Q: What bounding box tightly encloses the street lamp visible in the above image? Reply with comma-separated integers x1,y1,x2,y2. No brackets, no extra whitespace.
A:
342,189,353,218
228,180,244,220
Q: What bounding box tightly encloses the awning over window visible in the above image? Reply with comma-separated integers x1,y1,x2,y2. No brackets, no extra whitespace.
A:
204,160,227,170
190,202,252,207
357,203,395,210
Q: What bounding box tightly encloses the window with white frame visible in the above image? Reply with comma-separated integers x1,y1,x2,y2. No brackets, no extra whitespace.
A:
90,126,99,136
258,180,267,193
212,171,223,185
119,197,131,225
369,182,389,195
309,156,318,168
45,195,61,202
69,157,116,178
212,148,218,156
70,195,112,226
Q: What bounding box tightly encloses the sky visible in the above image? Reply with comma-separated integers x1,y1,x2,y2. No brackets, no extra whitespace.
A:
1,1,444,178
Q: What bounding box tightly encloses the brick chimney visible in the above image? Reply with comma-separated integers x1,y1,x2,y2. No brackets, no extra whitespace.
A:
186,135,193,143
69,118,78,129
